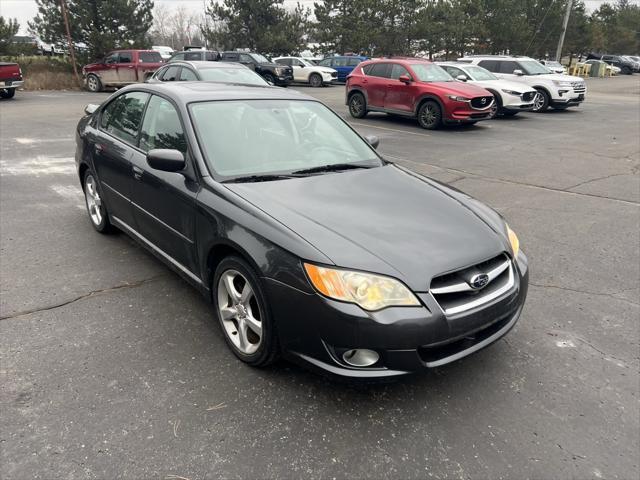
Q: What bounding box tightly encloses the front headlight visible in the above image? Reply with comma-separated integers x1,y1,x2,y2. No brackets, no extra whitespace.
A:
304,263,420,311
447,95,470,102
552,80,572,87
506,224,520,258
501,89,521,96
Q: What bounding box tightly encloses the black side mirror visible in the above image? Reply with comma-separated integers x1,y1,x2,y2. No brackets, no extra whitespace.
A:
147,149,185,172
365,135,380,149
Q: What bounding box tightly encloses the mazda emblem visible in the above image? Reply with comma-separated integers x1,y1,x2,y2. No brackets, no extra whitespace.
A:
469,273,490,290
481,98,487,105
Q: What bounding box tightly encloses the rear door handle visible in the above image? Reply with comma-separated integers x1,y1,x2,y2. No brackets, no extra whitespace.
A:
132,165,144,180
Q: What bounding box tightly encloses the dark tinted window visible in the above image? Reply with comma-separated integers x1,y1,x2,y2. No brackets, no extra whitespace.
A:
205,51,219,61
390,64,410,79
348,58,362,66
118,51,133,63
104,53,118,64
318,58,332,67
498,61,519,74
161,66,180,81
140,96,187,154
139,51,162,63
170,52,185,61
239,53,254,64
179,68,197,81
222,53,239,61
184,51,202,61
478,60,498,72
368,63,391,78
275,58,291,66
333,57,348,67
100,92,149,145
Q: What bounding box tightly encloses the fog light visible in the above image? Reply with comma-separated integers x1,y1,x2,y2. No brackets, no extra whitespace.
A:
342,349,380,367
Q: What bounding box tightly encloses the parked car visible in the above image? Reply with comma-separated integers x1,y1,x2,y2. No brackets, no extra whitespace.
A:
83,50,164,92
273,56,337,87
152,45,174,61
459,55,586,112
76,81,528,378
220,51,293,86
583,59,620,75
148,61,268,86
318,55,368,82
168,50,220,62
0,62,23,99
539,60,567,74
620,56,640,73
587,54,636,75
438,62,536,116
346,58,495,129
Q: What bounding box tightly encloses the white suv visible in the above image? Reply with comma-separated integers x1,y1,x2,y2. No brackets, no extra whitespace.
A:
459,55,586,112
437,62,537,116
273,56,337,87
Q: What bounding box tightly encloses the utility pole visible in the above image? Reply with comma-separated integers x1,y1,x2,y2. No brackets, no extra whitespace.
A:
59,0,81,85
555,0,573,62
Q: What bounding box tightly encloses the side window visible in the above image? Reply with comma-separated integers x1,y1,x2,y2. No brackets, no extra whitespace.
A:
223,53,239,61
293,59,305,67
319,58,332,67
333,58,348,67
100,92,149,145
478,60,498,72
239,54,253,64
390,64,410,80
140,96,187,154
499,61,518,74
118,51,133,63
205,51,219,61
348,58,362,67
104,53,118,64
161,66,180,81
179,68,197,81
275,58,288,66
368,63,391,78
444,66,464,78
184,51,202,61
171,53,185,62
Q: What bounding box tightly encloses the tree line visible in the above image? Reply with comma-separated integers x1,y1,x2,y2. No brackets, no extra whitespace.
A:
2,0,638,60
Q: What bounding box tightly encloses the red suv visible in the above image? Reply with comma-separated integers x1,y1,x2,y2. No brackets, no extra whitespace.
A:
346,58,495,129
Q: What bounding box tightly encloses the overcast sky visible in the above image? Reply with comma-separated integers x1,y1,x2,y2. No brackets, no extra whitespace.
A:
0,0,631,34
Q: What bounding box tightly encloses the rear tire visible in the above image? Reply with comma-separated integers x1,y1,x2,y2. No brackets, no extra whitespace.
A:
348,92,367,118
417,100,442,130
309,73,323,88
0,89,16,99
532,89,550,112
86,74,103,92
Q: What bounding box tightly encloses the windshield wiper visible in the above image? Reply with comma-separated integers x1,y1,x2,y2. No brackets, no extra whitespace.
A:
291,163,375,176
222,174,296,183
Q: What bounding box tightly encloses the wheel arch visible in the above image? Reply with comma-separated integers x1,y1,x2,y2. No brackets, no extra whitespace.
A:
347,87,368,104
415,95,444,116
484,88,502,107
204,239,265,299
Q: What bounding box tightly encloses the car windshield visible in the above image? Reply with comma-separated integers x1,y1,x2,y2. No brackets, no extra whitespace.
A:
190,99,382,179
250,53,270,63
409,63,453,82
465,66,498,81
520,60,552,75
199,67,268,86
546,61,562,68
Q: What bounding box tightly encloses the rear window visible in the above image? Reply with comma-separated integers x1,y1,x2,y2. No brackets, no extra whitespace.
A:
348,58,362,67
185,51,203,61
367,63,391,78
139,51,162,63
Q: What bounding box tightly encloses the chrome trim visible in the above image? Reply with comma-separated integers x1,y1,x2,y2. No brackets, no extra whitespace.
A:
430,258,510,295
101,181,128,201
131,201,194,245
111,215,202,285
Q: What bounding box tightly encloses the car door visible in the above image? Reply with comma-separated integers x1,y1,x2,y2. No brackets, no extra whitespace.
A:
94,91,150,227
333,57,351,81
129,94,199,274
100,52,119,84
362,63,390,108
115,51,136,84
384,64,417,113
291,58,308,82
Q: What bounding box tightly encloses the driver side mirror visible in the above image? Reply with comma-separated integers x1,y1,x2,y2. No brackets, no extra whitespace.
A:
513,69,524,76
365,135,380,149
398,74,412,84
147,149,185,172
456,74,468,82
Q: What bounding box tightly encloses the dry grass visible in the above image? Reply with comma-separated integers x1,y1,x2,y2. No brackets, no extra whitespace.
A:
1,55,82,90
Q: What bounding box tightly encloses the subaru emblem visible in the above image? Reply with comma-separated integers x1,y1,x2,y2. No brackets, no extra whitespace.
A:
469,273,490,290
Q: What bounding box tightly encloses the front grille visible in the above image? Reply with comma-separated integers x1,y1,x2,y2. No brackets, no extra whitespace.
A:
470,96,494,110
572,81,586,93
430,253,514,315
522,91,536,102
331,71,337,78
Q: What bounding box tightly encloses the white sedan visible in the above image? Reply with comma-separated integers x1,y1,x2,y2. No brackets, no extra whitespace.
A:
273,57,337,87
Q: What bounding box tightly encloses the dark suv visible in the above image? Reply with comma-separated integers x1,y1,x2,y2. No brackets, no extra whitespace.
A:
220,51,293,86
592,54,636,75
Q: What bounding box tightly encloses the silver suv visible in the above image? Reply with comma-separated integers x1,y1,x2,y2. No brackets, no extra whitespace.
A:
459,55,586,112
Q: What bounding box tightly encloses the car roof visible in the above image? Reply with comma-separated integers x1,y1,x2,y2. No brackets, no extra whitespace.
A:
121,81,314,104
460,55,535,61
361,57,433,66
163,61,248,70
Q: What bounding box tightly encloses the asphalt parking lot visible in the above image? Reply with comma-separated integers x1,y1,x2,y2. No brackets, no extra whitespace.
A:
1,77,639,479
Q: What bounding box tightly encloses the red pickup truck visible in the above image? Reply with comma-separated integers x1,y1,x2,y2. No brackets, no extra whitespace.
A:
82,50,163,92
0,62,24,99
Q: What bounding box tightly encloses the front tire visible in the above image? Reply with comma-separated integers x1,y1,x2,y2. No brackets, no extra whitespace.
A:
309,73,323,88
86,74,103,92
348,92,367,118
417,100,442,130
532,89,550,112
213,256,279,367
0,89,16,99
83,169,112,233
263,73,276,85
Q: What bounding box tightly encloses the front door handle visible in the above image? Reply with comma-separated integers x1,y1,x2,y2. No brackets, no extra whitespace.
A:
132,165,144,180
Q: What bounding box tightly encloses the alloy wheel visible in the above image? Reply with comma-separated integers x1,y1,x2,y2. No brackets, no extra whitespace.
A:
217,269,263,355
87,76,98,92
310,74,322,88
532,92,545,112
349,95,364,117
84,174,103,226
420,104,437,127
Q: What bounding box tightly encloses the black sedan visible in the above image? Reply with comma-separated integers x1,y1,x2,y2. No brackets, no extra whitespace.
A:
75,82,529,378
148,60,268,86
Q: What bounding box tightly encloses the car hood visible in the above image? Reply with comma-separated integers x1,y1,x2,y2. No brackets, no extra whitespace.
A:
536,73,583,82
314,67,337,74
427,81,492,97
225,165,508,290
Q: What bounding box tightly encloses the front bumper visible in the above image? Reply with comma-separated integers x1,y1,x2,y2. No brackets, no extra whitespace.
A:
266,252,529,378
551,88,586,106
274,74,293,86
